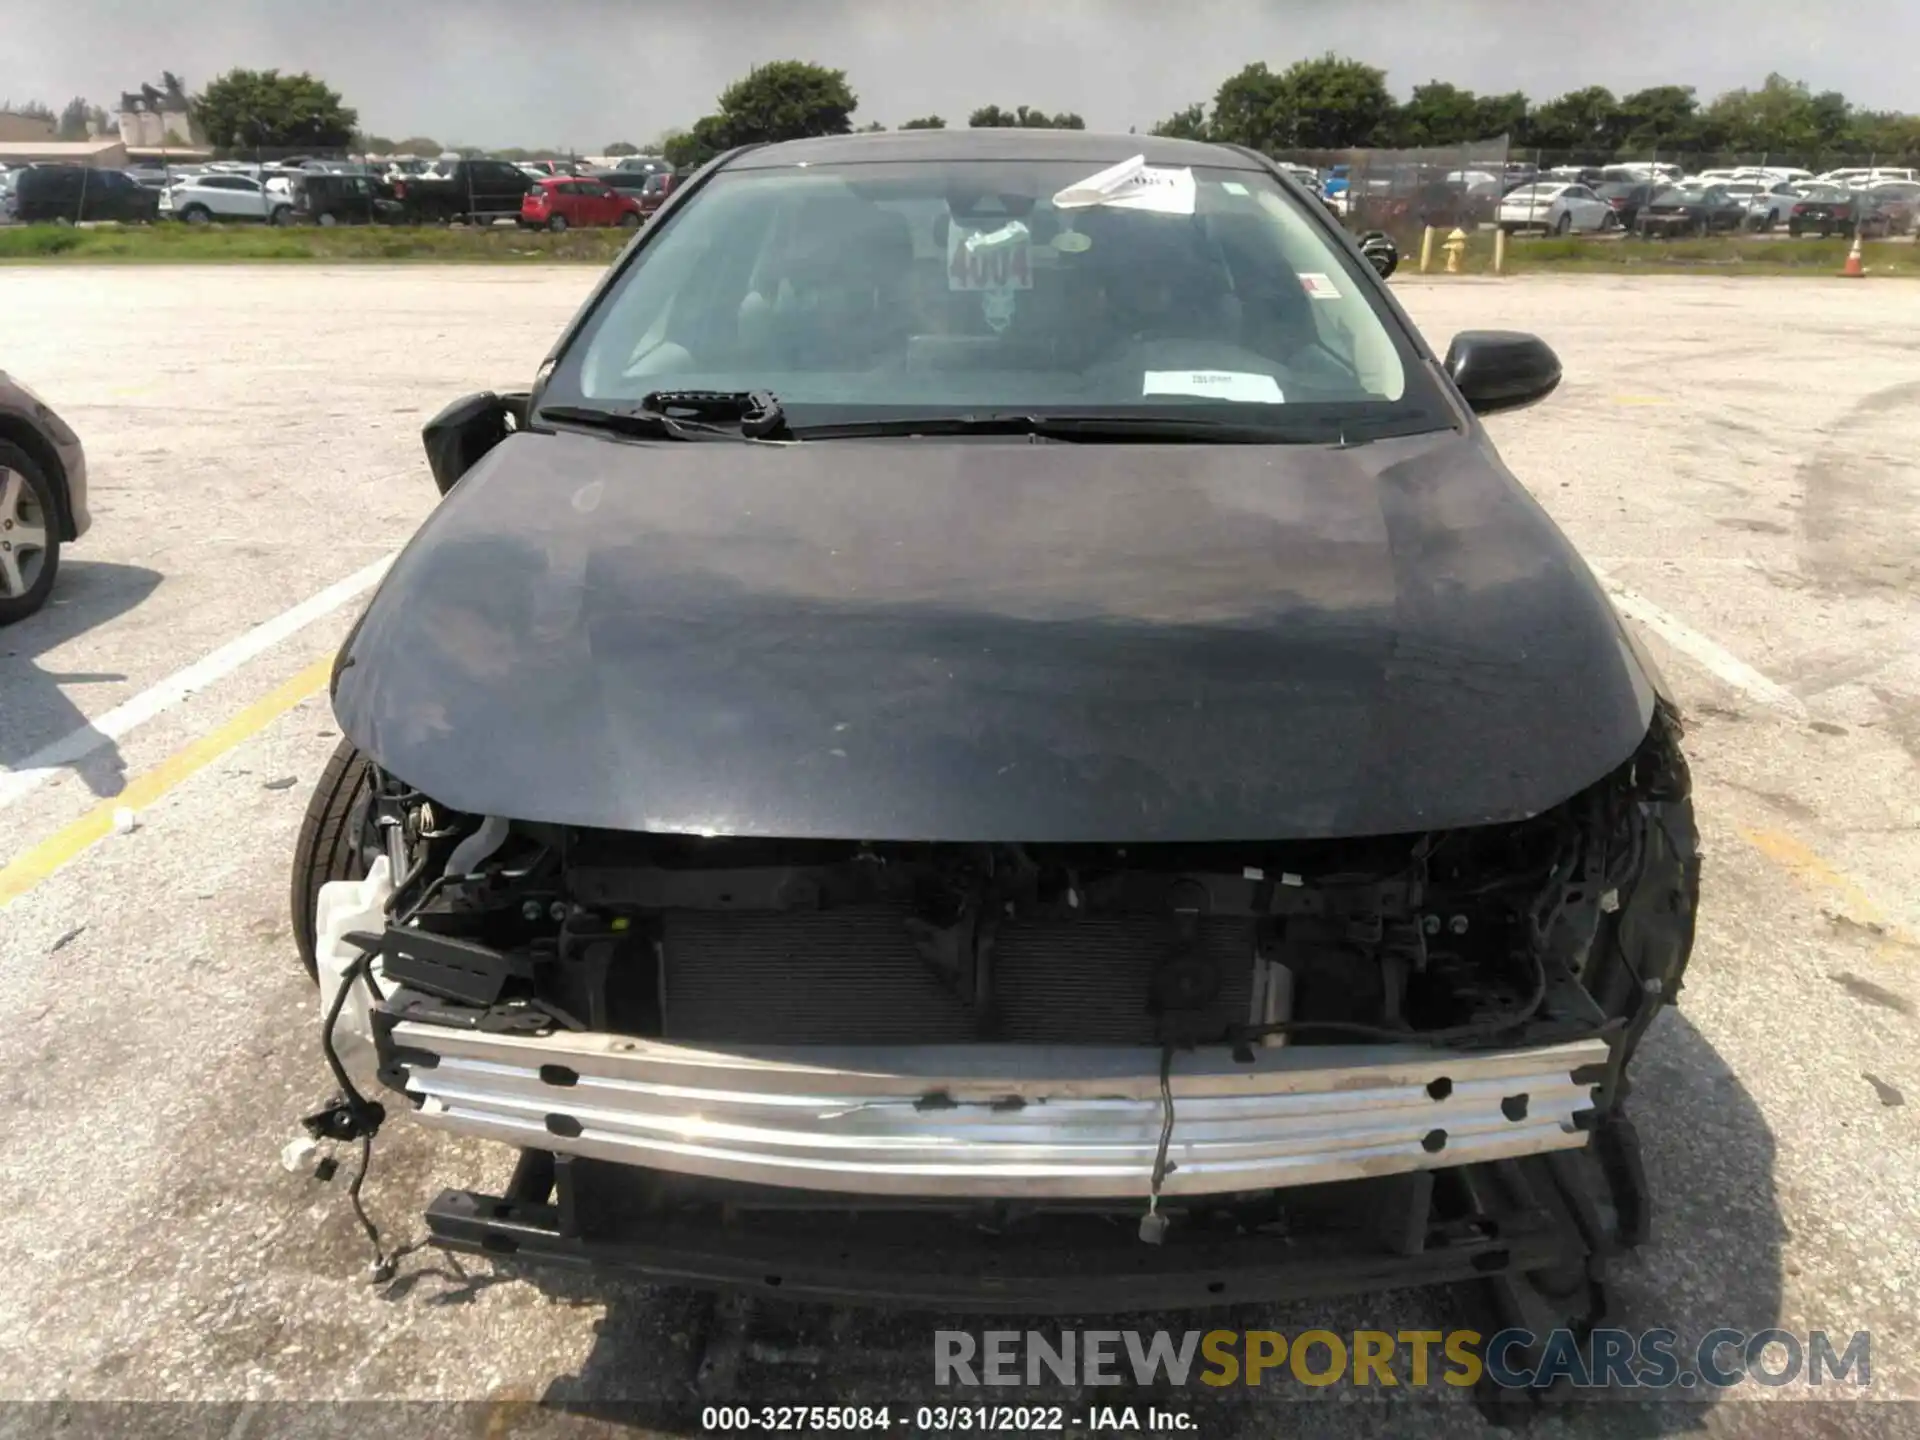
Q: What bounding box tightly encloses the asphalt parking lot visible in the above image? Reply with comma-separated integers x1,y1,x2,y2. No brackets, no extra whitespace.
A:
1,266,1918,1438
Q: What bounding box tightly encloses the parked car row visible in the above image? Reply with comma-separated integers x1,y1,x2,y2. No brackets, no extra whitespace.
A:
1492,173,1919,238
2,153,683,230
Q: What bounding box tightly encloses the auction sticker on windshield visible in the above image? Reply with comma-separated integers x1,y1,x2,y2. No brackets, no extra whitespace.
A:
1299,272,1342,299
1144,370,1284,403
947,221,1034,290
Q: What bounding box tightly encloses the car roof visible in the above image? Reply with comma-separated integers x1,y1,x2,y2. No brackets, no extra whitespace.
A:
722,128,1266,172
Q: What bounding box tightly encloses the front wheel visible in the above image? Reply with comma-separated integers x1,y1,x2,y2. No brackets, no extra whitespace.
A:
318,211,338,228
547,213,568,232
289,738,376,981
619,211,641,230
0,443,61,626
181,205,211,226
1554,211,1572,235
270,205,293,226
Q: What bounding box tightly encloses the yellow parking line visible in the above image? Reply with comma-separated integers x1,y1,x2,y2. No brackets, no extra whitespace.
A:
1742,826,1918,956
0,656,333,908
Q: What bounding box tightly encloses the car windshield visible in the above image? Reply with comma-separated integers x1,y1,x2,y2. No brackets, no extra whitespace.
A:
1654,188,1705,204
547,156,1440,434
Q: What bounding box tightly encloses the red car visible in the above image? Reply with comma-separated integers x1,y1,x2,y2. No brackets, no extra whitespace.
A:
519,176,643,231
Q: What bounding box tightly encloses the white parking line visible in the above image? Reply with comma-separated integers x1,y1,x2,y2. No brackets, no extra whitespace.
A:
0,553,394,811
1595,570,1808,718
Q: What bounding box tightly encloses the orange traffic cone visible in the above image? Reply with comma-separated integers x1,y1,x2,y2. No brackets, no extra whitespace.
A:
1842,233,1865,278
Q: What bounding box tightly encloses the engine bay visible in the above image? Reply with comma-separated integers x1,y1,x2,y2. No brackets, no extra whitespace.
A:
342,710,1695,1062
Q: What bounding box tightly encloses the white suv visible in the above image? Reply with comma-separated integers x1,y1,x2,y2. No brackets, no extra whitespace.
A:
163,174,293,225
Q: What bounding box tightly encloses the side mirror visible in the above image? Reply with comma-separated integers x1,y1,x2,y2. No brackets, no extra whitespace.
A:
1355,230,1399,279
1444,331,1562,415
421,390,529,495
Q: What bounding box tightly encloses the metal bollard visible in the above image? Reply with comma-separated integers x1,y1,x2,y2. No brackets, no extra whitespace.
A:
1493,226,1508,276
1419,226,1436,274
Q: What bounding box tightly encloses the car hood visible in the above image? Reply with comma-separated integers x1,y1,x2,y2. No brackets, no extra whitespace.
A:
332,427,1655,843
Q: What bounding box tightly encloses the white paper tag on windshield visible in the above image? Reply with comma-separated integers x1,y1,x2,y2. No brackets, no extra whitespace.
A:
1299,272,1342,299
1053,155,1196,216
1144,370,1284,403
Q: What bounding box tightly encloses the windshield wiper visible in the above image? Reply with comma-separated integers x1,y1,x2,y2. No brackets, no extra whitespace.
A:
539,390,791,442
790,411,1431,446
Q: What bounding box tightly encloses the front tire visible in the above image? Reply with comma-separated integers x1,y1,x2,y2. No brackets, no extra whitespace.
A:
180,205,211,226
548,213,568,232
290,737,375,981
270,205,293,226
0,443,60,626
619,211,641,230
1554,211,1572,235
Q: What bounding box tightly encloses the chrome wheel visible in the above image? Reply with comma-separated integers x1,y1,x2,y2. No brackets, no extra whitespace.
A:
0,465,51,600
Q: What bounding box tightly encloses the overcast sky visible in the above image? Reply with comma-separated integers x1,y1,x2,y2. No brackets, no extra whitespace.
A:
5,0,1913,150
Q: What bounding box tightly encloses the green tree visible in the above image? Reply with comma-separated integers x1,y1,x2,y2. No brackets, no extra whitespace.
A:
1206,55,1392,151
663,113,734,171
1208,64,1286,150
717,60,856,142
5,99,55,123
392,135,442,156
858,120,886,132
57,96,93,140
605,140,640,156
1472,91,1529,143
900,115,946,129
361,133,396,153
1391,81,1482,146
1150,103,1209,140
1849,109,1920,160
1518,86,1623,157
969,104,1084,129
667,60,858,171
1705,74,1850,155
1613,85,1703,151
191,68,357,151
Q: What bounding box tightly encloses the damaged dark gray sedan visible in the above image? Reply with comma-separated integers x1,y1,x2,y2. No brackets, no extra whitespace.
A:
292,130,1699,1325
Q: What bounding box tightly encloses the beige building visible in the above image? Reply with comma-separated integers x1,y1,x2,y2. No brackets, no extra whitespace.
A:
0,138,129,168
0,110,58,143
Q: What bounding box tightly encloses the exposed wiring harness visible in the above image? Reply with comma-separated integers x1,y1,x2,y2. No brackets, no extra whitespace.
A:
1139,1042,1177,1244
1225,826,1584,1051
310,943,404,1282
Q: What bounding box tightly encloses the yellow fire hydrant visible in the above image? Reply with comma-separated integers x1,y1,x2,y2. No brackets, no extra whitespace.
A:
1442,227,1469,274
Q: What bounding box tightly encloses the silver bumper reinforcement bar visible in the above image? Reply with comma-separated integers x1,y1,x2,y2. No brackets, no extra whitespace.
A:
388,1023,1608,1199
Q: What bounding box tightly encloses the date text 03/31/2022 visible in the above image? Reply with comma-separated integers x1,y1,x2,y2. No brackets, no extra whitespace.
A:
700,1406,1194,1432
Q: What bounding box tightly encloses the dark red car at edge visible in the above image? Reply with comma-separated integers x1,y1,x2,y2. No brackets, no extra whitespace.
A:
520,176,644,232
636,169,681,220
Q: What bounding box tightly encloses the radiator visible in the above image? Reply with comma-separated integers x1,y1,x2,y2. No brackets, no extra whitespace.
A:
660,905,1256,1045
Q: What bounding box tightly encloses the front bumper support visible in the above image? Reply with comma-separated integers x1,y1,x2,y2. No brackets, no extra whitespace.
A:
423,1144,1624,1313
384,1017,1606,1200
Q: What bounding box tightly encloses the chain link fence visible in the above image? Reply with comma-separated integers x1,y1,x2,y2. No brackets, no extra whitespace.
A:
1268,138,1512,247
